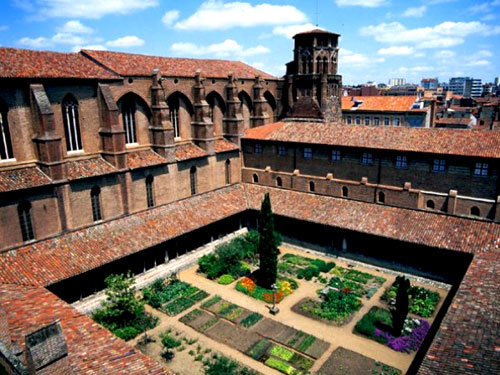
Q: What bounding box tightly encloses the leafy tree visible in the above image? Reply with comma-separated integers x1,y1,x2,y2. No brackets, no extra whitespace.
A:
391,276,410,337
257,193,281,288
205,356,239,375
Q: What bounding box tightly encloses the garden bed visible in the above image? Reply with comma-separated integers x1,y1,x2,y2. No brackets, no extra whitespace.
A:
330,265,386,299
235,276,297,304
205,319,262,353
381,280,440,318
278,253,335,282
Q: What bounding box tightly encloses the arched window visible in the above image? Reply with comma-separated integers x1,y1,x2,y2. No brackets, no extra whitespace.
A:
309,181,315,192
62,95,82,152
122,95,137,144
91,186,102,222
225,159,231,185
342,186,348,198
316,57,322,74
0,100,14,160
378,191,385,203
252,174,259,183
470,206,480,217
169,96,180,138
18,201,34,242
426,200,435,210
276,176,282,187
238,91,253,129
190,166,197,195
146,175,155,208
323,57,328,74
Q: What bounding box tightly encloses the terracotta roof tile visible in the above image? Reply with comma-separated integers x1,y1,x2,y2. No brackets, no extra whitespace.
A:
294,29,340,36
127,150,166,170
66,157,116,180
175,143,208,161
0,47,120,79
82,49,276,80
0,167,51,192
0,283,172,375
214,139,239,153
342,96,424,112
244,121,500,158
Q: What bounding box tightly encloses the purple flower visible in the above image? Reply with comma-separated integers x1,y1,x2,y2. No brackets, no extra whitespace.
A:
375,319,430,353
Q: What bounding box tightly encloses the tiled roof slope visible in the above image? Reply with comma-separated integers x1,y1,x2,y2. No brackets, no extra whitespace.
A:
0,47,120,79
244,121,500,158
214,138,240,153
66,157,117,180
175,143,208,161
243,184,500,254
127,150,167,169
417,250,500,375
82,49,277,80
342,96,424,112
0,167,51,192
0,184,247,286
0,283,172,375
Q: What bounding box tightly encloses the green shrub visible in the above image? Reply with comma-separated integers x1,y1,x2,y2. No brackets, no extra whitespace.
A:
297,266,320,280
354,306,392,342
142,286,162,308
202,295,221,309
204,356,239,375
198,254,223,279
265,357,300,375
114,326,139,341
270,345,295,361
218,274,235,285
162,333,182,349
240,312,263,328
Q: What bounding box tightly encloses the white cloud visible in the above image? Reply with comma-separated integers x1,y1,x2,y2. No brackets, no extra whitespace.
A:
36,0,158,19
411,66,434,72
378,46,414,55
335,0,387,7
52,33,88,45
19,36,52,48
466,60,491,66
476,49,493,57
469,1,500,14
435,50,456,59
272,23,321,39
162,10,180,26
416,38,463,49
339,48,384,69
402,6,426,17
174,1,307,31
170,39,270,58
71,44,107,52
106,36,145,48
414,52,426,57
58,20,93,34
0,25,8,31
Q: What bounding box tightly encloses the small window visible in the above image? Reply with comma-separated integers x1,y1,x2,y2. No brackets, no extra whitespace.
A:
346,116,352,125
384,117,390,126
255,143,262,154
0,101,14,160
373,117,380,126
190,166,197,195
303,147,312,160
474,162,488,177
309,181,315,192
433,159,446,173
18,201,34,242
146,175,155,208
91,186,102,222
276,176,282,187
342,186,348,198
122,96,137,144
225,159,231,185
169,97,180,138
361,152,373,165
393,117,401,126
396,155,408,169
277,145,286,156
62,95,83,152
364,117,370,126
470,206,480,216
331,149,341,162
378,191,385,203
252,174,259,183
355,116,361,125
426,200,435,209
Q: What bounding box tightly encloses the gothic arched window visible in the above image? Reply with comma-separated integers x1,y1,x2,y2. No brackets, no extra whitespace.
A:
18,201,34,242
62,95,83,152
91,186,102,222
122,96,137,144
146,175,155,208
0,100,14,160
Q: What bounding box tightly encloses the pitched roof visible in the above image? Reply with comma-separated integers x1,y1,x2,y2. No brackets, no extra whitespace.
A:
294,29,340,37
342,96,425,112
214,138,240,153
175,143,208,161
0,47,120,79
66,157,117,180
0,283,172,375
127,149,166,169
243,121,500,158
82,49,277,80
0,167,51,192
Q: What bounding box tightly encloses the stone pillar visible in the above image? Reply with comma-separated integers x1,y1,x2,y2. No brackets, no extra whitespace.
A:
30,84,66,181
223,72,244,146
192,70,215,154
149,69,175,162
320,73,328,112
251,75,269,127
97,83,127,169
447,189,458,215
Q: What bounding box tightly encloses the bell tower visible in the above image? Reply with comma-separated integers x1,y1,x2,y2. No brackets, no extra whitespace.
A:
284,29,342,122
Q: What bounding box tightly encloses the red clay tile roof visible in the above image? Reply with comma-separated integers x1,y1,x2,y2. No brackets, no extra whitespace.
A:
435,117,473,126
0,167,51,192
294,29,340,36
417,250,500,375
244,184,500,254
0,184,247,286
175,143,208,161
243,121,500,158
66,157,116,180
0,47,120,79
82,50,277,80
0,283,172,375
214,139,239,153
127,150,166,169
342,96,425,112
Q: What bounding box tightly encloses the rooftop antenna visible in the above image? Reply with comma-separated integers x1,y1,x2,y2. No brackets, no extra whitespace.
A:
315,0,319,27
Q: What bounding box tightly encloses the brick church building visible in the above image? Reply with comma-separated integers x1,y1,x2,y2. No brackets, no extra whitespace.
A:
0,29,498,374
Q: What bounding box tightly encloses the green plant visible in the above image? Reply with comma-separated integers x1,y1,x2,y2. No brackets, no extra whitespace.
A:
218,274,235,285
246,339,271,360
265,357,300,375
199,318,219,332
204,356,239,375
161,333,182,350
195,354,204,361
297,335,316,352
180,309,202,324
114,326,139,341
258,193,281,288
240,312,263,328
290,353,314,370
202,295,222,309
270,345,295,361
345,269,374,284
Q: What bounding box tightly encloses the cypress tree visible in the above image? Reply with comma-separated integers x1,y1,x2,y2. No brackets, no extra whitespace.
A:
257,193,280,289
391,275,410,337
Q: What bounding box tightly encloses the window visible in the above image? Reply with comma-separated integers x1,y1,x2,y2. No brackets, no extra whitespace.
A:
470,206,480,216
190,166,197,195
426,200,435,209
209,105,214,123
393,117,401,126
122,96,137,144
331,149,341,162
91,186,102,222
62,95,82,152
0,101,14,160
433,159,446,173
374,117,380,126
170,99,180,138
146,175,155,208
309,181,315,192
225,159,231,185
252,174,259,183
276,177,282,187
396,155,408,169
346,116,352,125
342,186,348,198
277,145,286,156
255,143,262,154
18,201,34,242
378,191,385,203
303,147,312,160
355,116,361,125
361,152,373,165
364,117,370,126
384,117,390,126
474,162,488,177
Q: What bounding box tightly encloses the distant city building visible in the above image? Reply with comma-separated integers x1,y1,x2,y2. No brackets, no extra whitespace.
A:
449,77,483,98
494,77,499,87
421,78,439,90
388,78,406,87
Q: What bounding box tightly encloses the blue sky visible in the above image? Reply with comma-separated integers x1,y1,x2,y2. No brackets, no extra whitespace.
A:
1,0,499,85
